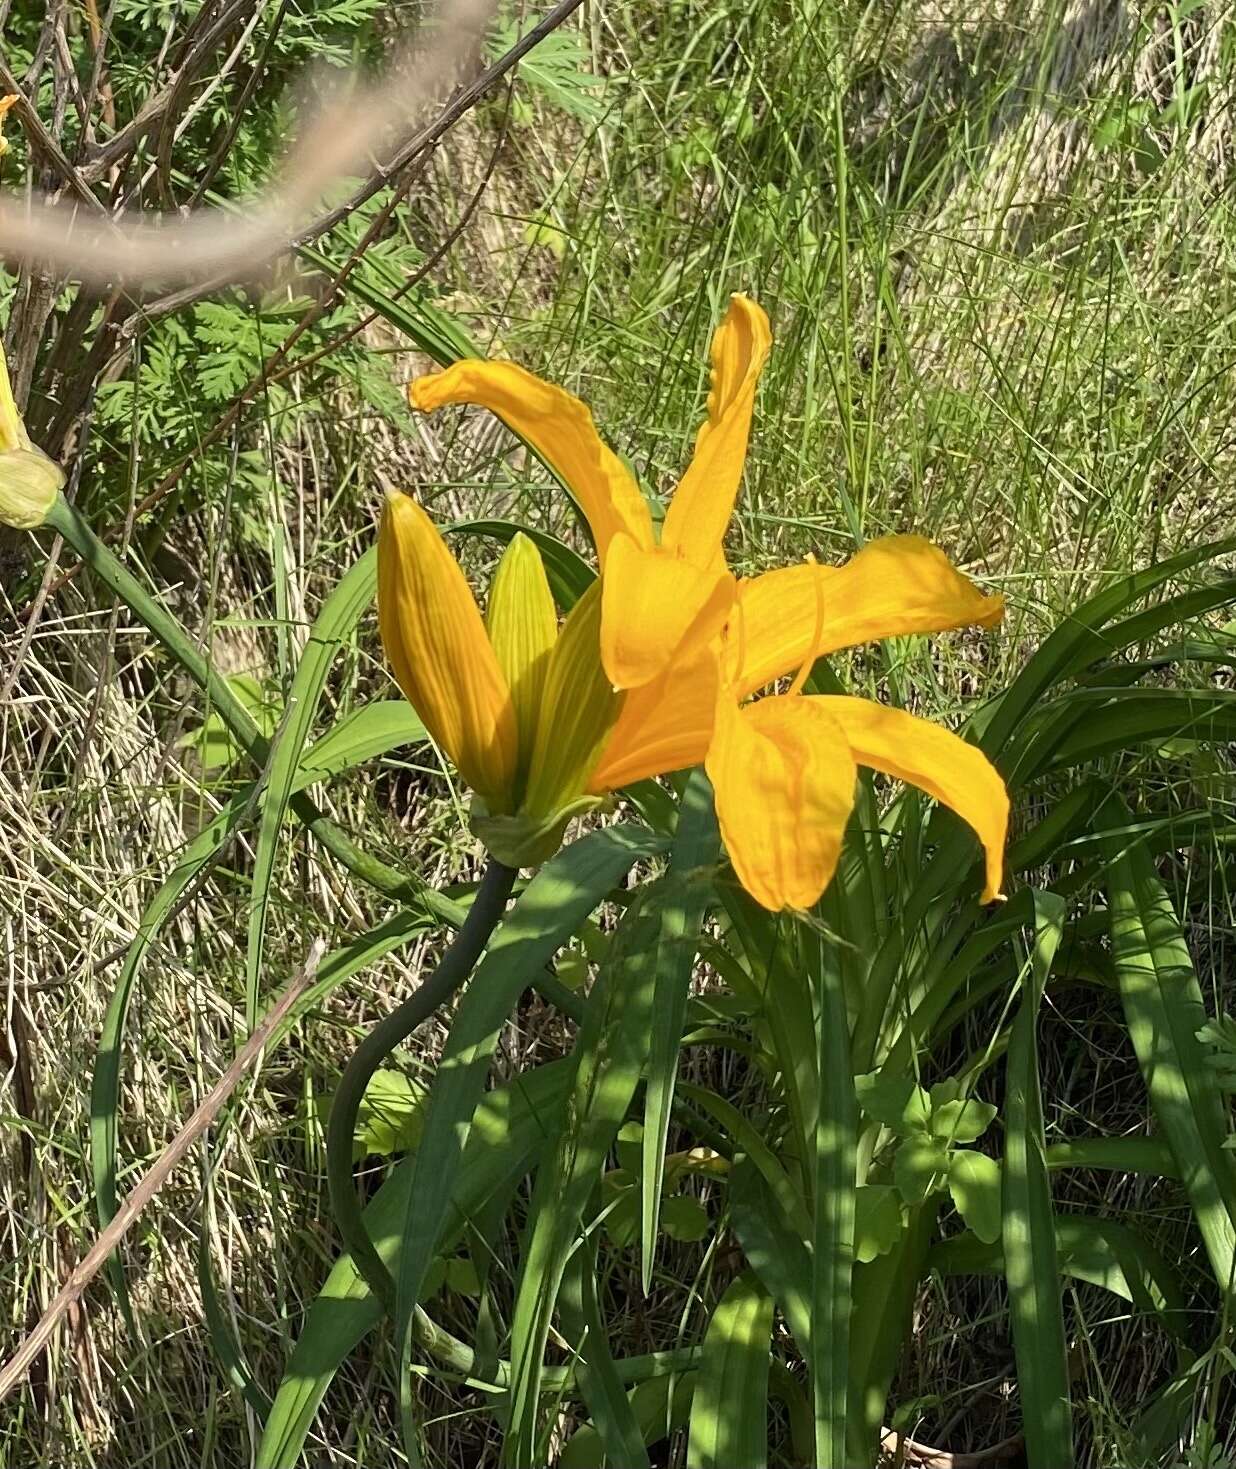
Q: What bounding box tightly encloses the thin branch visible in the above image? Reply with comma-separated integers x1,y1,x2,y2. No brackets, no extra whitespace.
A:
0,0,495,285
0,56,104,214
78,0,264,180
0,940,325,1408
879,1427,1025,1468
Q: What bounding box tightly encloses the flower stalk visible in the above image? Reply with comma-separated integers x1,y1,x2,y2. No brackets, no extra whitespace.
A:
324,857,518,1311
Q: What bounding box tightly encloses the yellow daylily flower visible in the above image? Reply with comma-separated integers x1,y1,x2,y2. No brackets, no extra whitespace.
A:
409,294,771,693
379,492,704,868
0,338,65,530
590,534,1009,911
0,94,19,160
405,299,1009,911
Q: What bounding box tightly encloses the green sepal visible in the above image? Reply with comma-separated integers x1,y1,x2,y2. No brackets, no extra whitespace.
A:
470,792,611,868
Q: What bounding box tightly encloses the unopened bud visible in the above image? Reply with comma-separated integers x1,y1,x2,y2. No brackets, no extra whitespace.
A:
0,341,63,529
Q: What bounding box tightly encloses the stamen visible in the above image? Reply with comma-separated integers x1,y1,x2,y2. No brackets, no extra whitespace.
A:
785,554,824,698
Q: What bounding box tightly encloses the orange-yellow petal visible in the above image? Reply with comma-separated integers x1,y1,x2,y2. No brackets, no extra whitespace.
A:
729,536,1005,698
589,645,719,792
377,492,518,809
662,294,771,573
0,336,31,455
600,533,735,690
522,581,623,819
814,695,1007,902
706,694,857,912
410,360,653,564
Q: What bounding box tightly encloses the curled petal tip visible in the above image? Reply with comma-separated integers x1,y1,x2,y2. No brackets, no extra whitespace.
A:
408,374,443,412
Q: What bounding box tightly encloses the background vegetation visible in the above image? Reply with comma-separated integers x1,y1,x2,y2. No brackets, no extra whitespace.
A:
2,0,1236,1465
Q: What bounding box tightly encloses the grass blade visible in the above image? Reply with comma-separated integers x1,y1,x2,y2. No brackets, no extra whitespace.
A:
293,701,425,785
1003,888,1073,1469
560,1241,651,1469
562,1374,699,1468
977,536,1236,757
450,518,595,608
390,827,664,1371
934,1214,1189,1330
728,1158,812,1359
505,799,715,1464
807,930,857,1469
677,1083,808,1236
258,1059,573,1468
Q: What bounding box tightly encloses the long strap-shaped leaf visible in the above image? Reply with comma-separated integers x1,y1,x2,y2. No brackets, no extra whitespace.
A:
1003,888,1073,1468
90,657,426,1310
933,1213,1190,1330
257,1060,571,1469
728,1159,812,1359
502,796,717,1466
245,547,378,1025
389,827,664,1350
641,769,719,1292
559,1239,651,1469
976,535,1236,757
808,928,857,1469
1103,801,1236,1303
686,1273,774,1469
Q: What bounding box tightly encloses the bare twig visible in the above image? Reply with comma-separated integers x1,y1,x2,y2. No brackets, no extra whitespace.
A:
0,0,494,286
0,56,105,215
879,1427,1025,1468
0,939,325,1407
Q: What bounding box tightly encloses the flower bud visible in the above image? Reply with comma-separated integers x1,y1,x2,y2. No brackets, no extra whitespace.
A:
0,343,63,529
0,445,65,529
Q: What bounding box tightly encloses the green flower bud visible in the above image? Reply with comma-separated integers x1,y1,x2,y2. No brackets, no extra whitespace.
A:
0,342,64,529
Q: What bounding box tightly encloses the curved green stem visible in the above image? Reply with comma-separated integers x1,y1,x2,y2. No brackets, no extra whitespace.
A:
326,859,517,1315
412,1304,701,1393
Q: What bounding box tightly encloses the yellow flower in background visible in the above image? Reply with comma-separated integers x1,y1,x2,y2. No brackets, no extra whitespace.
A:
0,94,19,159
380,493,707,868
403,295,1009,908
0,338,65,531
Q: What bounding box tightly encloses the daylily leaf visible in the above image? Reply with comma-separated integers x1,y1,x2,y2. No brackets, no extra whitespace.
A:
949,1151,1003,1244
